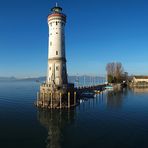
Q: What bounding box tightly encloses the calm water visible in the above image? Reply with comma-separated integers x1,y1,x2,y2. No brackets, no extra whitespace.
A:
0,81,148,148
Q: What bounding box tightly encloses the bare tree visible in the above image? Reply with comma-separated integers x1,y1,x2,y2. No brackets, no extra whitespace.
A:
115,62,124,83
106,62,124,83
106,63,114,76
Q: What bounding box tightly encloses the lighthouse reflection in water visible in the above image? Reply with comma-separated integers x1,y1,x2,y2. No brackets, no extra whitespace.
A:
37,109,76,148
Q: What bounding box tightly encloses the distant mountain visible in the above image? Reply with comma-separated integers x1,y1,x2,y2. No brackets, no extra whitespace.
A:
0,76,46,82
0,77,17,81
18,77,46,82
0,76,105,86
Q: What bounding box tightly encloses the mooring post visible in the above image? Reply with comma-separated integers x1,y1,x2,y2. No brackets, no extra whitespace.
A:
68,92,70,108
74,92,76,106
51,92,53,109
37,92,39,107
60,93,62,109
48,93,50,105
43,92,45,108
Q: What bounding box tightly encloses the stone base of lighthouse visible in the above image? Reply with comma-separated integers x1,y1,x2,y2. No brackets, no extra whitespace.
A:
35,83,77,109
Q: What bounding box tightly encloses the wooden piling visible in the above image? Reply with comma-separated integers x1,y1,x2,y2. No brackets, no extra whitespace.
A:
60,93,62,109
50,92,53,109
68,92,70,108
74,92,76,106
37,92,39,107
43,92,45,108
48,93,50,105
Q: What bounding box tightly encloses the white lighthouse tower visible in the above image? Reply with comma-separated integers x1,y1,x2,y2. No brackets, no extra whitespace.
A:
36,4,75,109
47,3,68,88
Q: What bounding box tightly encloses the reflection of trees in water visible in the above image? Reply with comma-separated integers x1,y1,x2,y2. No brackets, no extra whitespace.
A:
37,109,75,148
106,88,128,108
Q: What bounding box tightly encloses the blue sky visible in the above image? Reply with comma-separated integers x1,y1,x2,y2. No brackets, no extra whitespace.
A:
0,0,148,78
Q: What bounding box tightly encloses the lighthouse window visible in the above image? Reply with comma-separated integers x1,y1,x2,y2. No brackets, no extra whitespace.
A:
56,51,58,55
50,42,52,46
56,22,58,25
49,67,51,70
56,66,59,71
56,32,58,34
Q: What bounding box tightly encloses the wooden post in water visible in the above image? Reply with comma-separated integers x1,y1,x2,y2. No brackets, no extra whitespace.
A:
48,93,50,106
68,92,70,108
43,92,45,108
74,92,76,106
50,92,53,109
60,93,62,109
37,92,39,107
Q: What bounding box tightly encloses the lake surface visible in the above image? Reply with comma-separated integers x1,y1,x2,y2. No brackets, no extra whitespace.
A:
0,81,148,148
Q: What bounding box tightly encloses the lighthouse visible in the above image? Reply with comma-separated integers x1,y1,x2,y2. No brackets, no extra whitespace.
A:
36,4,76,109
47,3,68,87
